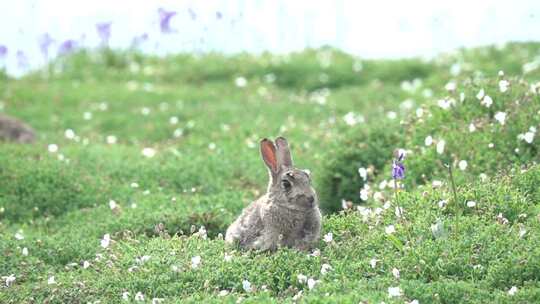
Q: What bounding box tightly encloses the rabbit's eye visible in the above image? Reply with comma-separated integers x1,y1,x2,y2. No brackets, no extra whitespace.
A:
281,179,292,190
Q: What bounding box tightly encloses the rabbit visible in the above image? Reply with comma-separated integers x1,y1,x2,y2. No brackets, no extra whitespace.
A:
225,137,321,251
0,114,36,143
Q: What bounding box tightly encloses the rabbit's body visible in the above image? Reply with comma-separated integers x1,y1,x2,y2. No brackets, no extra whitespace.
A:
225,137,321,251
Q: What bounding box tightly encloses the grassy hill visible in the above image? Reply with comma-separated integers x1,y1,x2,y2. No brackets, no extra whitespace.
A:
1,42,540,303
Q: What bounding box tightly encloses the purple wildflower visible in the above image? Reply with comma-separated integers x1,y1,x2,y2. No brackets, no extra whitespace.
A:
38,33,54,59
391,150,406,180
188,8,197,20
0,45,7,58
216,11,223,19
16,50,29,69
96,22,112,46
131,33,149,48
158,8,177,33
58,39,77,55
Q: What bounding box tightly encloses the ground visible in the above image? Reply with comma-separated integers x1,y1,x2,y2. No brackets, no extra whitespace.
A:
1,43,540,303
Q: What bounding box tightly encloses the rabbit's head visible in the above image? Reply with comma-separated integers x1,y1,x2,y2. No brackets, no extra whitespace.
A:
260,137,317,209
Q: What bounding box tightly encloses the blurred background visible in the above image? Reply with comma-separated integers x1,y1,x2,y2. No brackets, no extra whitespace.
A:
2,0,540,77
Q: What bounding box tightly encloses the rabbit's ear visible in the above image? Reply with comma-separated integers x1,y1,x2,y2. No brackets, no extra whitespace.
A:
275,137,293,168
260,138,278,174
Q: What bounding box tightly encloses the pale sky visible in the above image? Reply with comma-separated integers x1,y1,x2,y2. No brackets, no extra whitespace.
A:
1,0,539,77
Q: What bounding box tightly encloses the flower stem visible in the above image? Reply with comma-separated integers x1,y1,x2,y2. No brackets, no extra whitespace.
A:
393,178,412,246
446,163,461,213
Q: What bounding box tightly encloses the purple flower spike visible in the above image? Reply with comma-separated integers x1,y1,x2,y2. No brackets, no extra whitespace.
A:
96,22,112,46
392,160,405,180
39,33,54,59
188,8,197,20
58,39,77,55
131,33,149,48
158,8,177,33
0,45,7,58
16,50,29,69
391,149,406,180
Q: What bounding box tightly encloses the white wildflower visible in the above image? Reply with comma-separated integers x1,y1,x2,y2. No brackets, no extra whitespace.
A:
424,135,433,146
109,200,118,210
3,274,15,287
83,261,91,269
135,292,145,302
242,279,252,292
64,129,75,139
48,144,59,153
323,232,333,243
432,180,443,188
321,263,332,275
508,286,518,296
499,80,510,93
169,116,179,124
438,200,447,208
519,131,535,144
191,256,202,269
392,268,400,279
395,206,404,218
141,147,156,158
519,227,527,238
106,135,117,144
219,290,229,297
481,95,493,107
458,160,468,171
122,291,130,301
14,231,24,240
101,234,111,248
173,128,184,138
307,278,317,290
297,274,307,284
388,286,402,297
141,107,150,115
437,98,452,110
22,247,28,256
436,140,445,154
469,123,476,132
197,226,208,240
385,225,396,235
494,112,507,125
467,201,476,208
445,82,456,91
47,276,56,285
369,258,378,269
476,89,485,100
479,173,488,181
235,77,247,88
343,112,364,126
358,167,368,181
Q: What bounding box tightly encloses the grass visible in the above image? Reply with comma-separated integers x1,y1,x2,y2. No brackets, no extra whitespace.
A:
1,42,540,303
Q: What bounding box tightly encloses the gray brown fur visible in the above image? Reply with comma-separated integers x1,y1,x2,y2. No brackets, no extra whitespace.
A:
225,137,322,251
0,114,36,143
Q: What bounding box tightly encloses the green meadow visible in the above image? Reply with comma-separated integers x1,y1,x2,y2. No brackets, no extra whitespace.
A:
1,42,540,303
